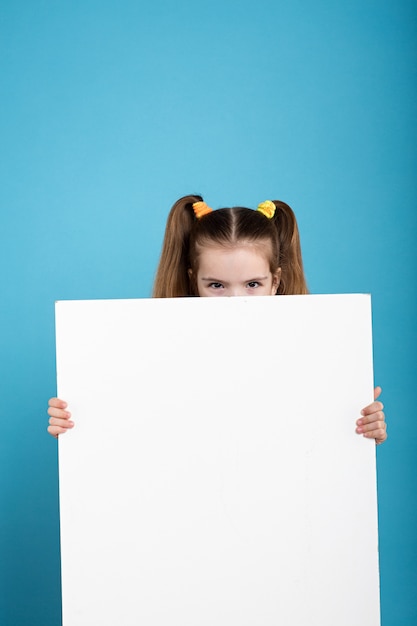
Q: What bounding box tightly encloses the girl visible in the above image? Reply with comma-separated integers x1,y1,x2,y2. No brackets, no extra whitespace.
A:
47,194,387,444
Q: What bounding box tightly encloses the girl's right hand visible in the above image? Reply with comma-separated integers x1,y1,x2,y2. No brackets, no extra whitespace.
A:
47,398,74,437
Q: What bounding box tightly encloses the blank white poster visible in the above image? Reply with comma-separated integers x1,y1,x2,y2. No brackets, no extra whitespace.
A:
56,295,380,626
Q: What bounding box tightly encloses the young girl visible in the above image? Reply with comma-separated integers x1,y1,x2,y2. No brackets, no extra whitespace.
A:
47,194,387,444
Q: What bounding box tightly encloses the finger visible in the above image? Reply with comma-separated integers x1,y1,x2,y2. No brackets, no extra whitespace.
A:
356,415,385,433
357,410,385,427
47,424,71,438
48,397,68,409
373,386,382,401
47,407,71,420
360,401,384,417
48,416,74,430
376,431,388,445
363,428,387,445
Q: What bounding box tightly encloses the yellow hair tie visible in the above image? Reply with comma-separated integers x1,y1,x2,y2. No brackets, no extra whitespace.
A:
192,201,213,219
257,200,276,219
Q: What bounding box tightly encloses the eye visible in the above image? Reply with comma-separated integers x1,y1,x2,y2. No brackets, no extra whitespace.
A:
247,281,260,289
208,282,224,289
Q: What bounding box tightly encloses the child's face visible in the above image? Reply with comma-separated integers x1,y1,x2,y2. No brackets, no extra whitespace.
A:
194,244,281,297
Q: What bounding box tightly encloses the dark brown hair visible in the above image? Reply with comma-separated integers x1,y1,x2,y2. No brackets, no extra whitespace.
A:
153,194,308,297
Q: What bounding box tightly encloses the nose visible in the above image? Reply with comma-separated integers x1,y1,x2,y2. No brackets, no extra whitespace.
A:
230,287,246,297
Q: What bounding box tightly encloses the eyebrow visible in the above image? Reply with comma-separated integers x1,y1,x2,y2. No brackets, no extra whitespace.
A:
200,276,269,282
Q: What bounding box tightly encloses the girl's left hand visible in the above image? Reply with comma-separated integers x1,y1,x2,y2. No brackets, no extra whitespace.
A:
356,386,387,445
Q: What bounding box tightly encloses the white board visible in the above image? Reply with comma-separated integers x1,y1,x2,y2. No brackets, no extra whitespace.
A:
56,295,380,626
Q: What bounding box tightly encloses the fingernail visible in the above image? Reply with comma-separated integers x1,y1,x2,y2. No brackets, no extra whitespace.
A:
356,427,363,433
360,410,365,416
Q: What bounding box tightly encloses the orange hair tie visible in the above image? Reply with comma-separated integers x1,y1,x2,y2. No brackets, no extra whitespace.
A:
192,201,213,219
257,200,276,219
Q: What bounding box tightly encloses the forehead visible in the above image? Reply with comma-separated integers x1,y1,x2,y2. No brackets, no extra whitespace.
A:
197,243,271,273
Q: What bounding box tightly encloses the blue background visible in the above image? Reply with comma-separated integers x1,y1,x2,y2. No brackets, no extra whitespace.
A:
1,1,416,624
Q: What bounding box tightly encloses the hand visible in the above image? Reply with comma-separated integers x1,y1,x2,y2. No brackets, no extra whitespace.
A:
356,386,387,445
47,398,74,438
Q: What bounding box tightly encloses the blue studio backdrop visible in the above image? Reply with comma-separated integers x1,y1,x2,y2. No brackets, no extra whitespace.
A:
1,1,416,625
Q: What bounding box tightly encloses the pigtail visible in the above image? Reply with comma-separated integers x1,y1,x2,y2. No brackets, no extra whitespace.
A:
271,201,309,295
152,195,202,297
